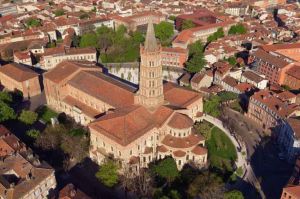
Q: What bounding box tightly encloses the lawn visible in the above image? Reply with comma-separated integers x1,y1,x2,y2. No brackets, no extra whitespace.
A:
36,106,58,123
206,126,237,171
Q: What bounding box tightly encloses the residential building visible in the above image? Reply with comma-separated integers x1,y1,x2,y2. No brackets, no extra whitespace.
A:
283,65,300,90
190,71,213,91
161,47,188,68
240,70,268,89
247,90,299,130
13,51,32,66
0,125,56,199
277,117,300,162
248,49,296,85
0,63,41,98
112,11,166,32
41,47,97,70
281,185,300,199
58,183,91,199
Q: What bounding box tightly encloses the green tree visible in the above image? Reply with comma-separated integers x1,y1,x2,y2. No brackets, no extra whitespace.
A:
226,56,237,66
182,19,195,30
0,101,16,122
25,18,41,27
218,91,238,102
154,21,174,43
26,129,40,139
224,190,244,199
0,91,12,103
80,32,98,47
228,24,247,35
54,9,65,17
132,31,144,44
203,95,221,117
188,40,204,56
19,110,38,125
207,28,224,43
153,157,179,185
96,159,119,187
168,15,176,21
186,52,207,73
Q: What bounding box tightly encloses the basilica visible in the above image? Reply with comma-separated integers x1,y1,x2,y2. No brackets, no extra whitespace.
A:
44,21,207,170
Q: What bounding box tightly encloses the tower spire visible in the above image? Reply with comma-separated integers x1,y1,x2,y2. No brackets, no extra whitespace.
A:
144,20,158,52
135,20,164,110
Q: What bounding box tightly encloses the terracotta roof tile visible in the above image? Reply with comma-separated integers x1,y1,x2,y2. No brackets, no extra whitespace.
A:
168,113,193,129
0,63,38,82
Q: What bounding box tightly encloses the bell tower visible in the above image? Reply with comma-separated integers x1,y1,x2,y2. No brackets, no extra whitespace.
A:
135,21,164,110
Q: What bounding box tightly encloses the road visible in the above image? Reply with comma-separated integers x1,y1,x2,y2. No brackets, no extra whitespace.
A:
222,108,294,199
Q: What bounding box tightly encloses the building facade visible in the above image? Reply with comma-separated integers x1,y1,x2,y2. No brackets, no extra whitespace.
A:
0,63,41,98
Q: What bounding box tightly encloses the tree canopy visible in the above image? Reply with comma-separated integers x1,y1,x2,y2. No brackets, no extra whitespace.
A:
54,9,65,17
182,19,195,30
25,18,41,28
0,91,12,103
224,190,244,199
152,157,179,184
80,32,98,48
187,171,225,199
228,24,247,35
96,159,119,187
186,40,207,73
19,110,38,125
188,40,204,56
203,95,222,117
26,129,40,139
154,21,174,45
0,100,16,122
207,28,224,43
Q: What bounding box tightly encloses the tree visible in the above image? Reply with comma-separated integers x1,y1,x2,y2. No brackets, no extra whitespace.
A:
187,171,225,199
80,32,98,47
186,52,207,73
168,15,176,21
35,124,67,150
0,101,16,122
188,40,204,56
25,18,41,27
96,159,119,187
203,95,221,117
228,24,247,35
207,28,224,43
71,35,80,47
182,19,195,30
226,56,237,66
54,9,65,17
79,13,89,20
154,21,174,43
224,190,244,199
132,31,144,44
0,91,12,103
152,157,179,185
26,129,40,139
19,110,38,125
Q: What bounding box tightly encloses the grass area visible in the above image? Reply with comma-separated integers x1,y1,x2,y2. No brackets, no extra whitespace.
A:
36,106,58,123
206,126,237,172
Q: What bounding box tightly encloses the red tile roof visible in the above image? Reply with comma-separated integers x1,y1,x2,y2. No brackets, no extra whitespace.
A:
0,63,38,82
168,113,193,129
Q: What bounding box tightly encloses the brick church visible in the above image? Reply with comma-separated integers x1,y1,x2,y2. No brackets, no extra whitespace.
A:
44,21,207,170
